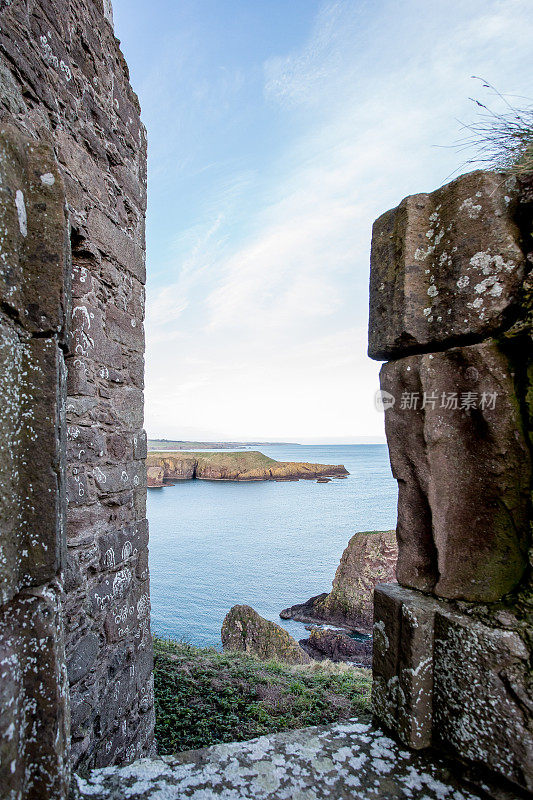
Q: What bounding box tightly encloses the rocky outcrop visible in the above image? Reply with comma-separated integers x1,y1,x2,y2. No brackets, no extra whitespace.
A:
147,451,348,486
300,629,373,666
146,466,165,488
281,531,397,632
221,605,311,665
369,169,533,796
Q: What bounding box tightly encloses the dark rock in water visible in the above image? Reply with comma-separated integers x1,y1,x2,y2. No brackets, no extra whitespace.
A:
222,605,311,665
300,629,372,666
280,531,397,632
316,478,330,483
280,593,329,622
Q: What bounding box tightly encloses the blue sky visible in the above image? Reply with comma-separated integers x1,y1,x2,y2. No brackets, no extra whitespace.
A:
112,0,532,442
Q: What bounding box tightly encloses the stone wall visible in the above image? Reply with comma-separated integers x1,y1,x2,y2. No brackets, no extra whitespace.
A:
369,170,533,796
0,0,153,780
0,122,71,800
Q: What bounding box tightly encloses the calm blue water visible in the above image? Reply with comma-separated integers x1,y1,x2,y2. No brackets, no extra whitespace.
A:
148,444,397,648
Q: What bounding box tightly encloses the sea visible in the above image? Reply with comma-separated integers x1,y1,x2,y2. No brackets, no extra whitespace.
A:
148,444,398,648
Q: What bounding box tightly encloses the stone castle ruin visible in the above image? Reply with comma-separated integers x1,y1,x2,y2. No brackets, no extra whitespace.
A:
369,170,533,795
0,1,531,799
0,1,152,795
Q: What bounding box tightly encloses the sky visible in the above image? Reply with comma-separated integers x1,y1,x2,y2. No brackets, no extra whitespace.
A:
111,0,532,443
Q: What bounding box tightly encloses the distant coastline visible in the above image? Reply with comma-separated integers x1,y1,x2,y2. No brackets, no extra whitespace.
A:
148,439,300,451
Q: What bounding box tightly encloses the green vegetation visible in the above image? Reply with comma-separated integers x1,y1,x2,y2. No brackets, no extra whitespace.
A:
458,79,533,177
153,638,372,755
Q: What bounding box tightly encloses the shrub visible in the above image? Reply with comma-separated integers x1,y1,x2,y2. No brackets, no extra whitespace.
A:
153,637,372,755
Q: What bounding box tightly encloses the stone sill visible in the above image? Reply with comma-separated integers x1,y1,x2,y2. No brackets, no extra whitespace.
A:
74,717,485,800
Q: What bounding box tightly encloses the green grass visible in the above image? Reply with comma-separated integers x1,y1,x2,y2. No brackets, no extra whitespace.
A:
148,450,279,469
153,638,372,755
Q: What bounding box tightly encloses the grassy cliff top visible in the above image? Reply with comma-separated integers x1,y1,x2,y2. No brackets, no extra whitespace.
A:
154,639,371,755
147,451,348,482
148,450,278,468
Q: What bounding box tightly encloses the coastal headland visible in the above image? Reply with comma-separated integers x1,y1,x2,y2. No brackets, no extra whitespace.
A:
147,450,349,486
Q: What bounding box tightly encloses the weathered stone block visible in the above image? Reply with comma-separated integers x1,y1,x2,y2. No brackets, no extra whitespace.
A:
433,611,533,793
0,332,66,602
67,424,106,464
381,340,530,601
369,171,525,360
0,590,70,800
98,520,148,571
68,632,100,684
88,208,145,283
0,125,70,335
372,583,440,748
372,584,533,795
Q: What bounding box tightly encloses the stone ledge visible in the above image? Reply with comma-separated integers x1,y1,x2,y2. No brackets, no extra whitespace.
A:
74,718,484,800
372,584,533,795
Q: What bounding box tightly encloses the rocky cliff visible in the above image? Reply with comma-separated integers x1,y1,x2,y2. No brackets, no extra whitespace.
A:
221,605,311,665
281,531,397,632
146,451,348,485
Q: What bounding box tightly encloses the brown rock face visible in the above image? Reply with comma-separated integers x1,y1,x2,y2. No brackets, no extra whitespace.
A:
281,531,397,631
221,605,311,665
381,341,530,601
0,126,70,799
300,629,373,666
369,171,525,360
147,466,165,488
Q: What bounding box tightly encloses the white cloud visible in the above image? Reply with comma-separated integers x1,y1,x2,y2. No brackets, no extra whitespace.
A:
144,0,533,440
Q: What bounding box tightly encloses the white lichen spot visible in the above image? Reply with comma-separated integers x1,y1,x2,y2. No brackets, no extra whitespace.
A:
427,285,438,298
15,190,27,237
456,275,469,289
470,251,515,275
459,197,482,219
40,172,55,186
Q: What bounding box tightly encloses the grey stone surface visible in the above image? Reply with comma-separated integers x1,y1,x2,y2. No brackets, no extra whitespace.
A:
434,610,533,793
381,340,530,601
372,584,441,749
0,126,70,799
368,170,525,360
372,584,533,796
0,588,70,800
0,0,153,770
74,719,484,800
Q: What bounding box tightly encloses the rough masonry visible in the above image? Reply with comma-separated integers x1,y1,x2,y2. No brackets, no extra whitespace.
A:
369,170,533,796
0,0,153,789
0,122,71,800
